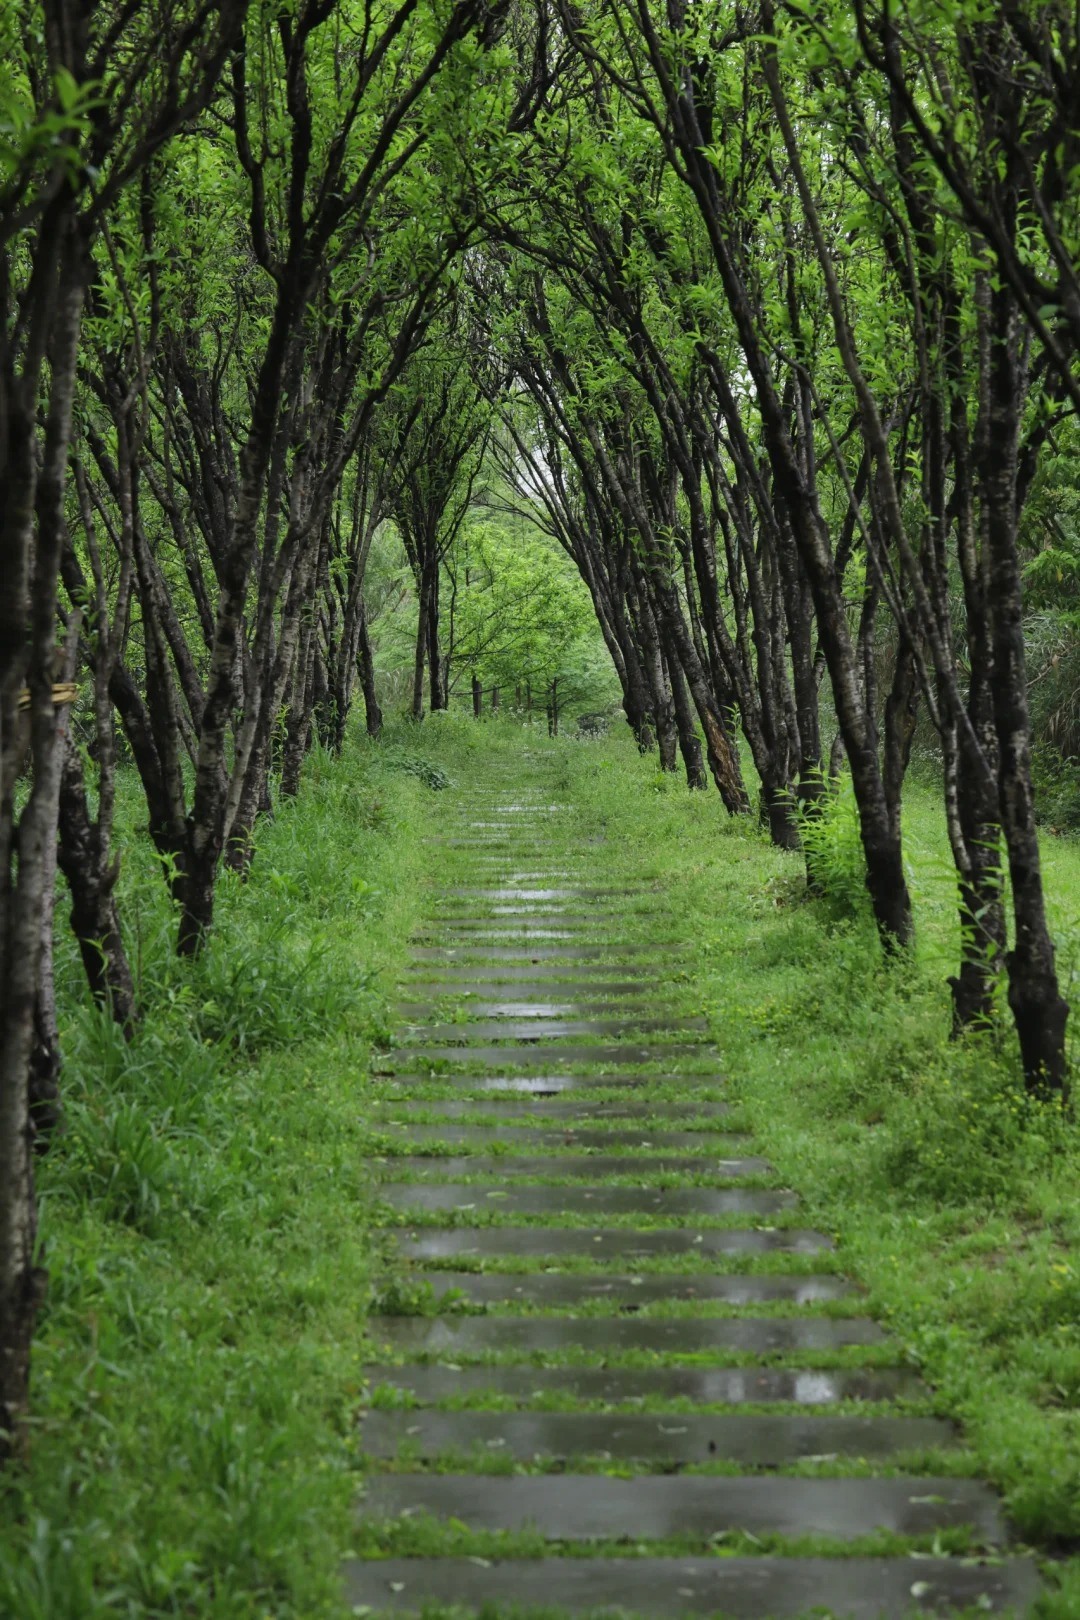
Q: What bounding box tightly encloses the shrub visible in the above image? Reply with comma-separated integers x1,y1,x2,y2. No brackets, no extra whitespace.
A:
792,772,869,922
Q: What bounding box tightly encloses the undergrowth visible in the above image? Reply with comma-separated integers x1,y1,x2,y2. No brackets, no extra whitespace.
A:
0,729,439,1619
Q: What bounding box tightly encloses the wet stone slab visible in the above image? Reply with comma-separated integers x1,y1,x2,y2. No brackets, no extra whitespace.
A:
400,1226,832,1261
395,1000,663,1019
378,1074,665,1095
399,1018,707,1042
371,1100,735,1122
407,946,664,963
399,979,660,1000
365,1314,885,1355
360,1408,955,1465
361,1362,925,1407
418,1270,853,1308
378,1184,796,1218
380,1044,712,1070
381,1125,749,1151
399,964,656,983
377,1153,772,1179
422,918,605,933
445,887,634,899
360,1473,1003,1542
341,1555,1038,1619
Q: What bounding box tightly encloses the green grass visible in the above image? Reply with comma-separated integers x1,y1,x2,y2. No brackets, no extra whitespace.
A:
3,710,1080,1615
0,739,442,1619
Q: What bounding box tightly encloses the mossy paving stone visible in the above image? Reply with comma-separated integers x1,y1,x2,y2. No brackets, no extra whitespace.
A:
360,1409,956,1466
361,1364,926,1407
342,1555,1038,1618
399,966,658,985
377,1154,772,1180
378,1044,712,1070
399,1227,833,1261
372,1100,736,1122
408,946,667,962
379,1075,673,1095
381,1126,750,1151
417,1270,854,1308
395,999,668,1018
444,887,635,899
401,984,663,997
427,916,616,930
400,1018,709,1042
366,1316,884,1356
358,1473,1003,1541
378,1186,795,1219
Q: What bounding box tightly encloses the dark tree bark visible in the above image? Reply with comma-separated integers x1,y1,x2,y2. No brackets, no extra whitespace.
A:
357,600,383,738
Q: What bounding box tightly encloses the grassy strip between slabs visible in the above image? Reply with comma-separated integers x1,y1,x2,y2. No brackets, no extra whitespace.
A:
2,711,1079,1616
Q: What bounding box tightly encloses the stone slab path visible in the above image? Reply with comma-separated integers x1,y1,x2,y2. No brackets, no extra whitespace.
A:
345,766,1037,1617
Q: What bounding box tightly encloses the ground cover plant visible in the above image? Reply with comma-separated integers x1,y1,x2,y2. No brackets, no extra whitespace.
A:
0,738,441,1618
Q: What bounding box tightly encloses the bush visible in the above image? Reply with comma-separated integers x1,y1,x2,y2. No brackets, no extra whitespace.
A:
1032,742,1080,833
873,1042,1069,1206
792,772,869,921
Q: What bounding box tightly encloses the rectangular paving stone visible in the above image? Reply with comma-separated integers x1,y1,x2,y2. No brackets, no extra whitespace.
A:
359,1473,1004,1542
445,887,632,899
366,1315,884,1355
361,1362,925,1406
407,947,662,963
378,1185,795,1218
419,1270,852,1308
380,1044,711,1070
372,1101,735,1122
400,1227,833,1260
400,965,656,984
378,1154,772,1179
399,1018,707,1041
380,1126,749,1151
395,1001,666,1021
361,1409,955,1465
379,1075,662,1095
341,1555,1038,1618
437,906,635,918
397,983,660,1004
423,919,604,932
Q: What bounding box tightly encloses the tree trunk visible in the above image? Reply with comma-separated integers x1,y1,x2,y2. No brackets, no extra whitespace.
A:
57,737,136,1032
669,650,708,790
427,564,446,711
631,581,677,770
357,600,382,738
982,293,1069,1092
472,673,483,719
0,228,84,1460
